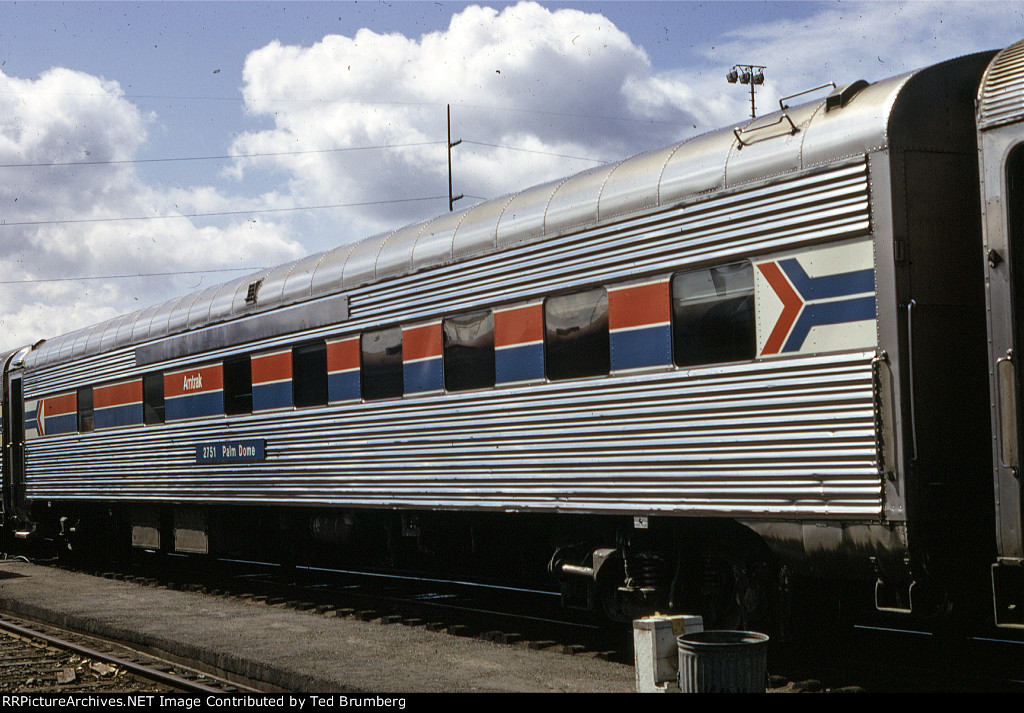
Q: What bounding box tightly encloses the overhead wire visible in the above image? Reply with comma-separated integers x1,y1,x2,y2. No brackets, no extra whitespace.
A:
0,268,266,286
0,138,607,170
0,141,447,169
0,99,615,284
0,196,448,228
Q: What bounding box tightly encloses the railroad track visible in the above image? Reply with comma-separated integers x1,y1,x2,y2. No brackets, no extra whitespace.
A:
56,558,848,692
27,556,1024,692
0,611,270,694
766,611,1024,693
154,555,623,657
37,557,861,691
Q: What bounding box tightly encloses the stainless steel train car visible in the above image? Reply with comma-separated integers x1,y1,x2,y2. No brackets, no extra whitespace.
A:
4,39,1024,631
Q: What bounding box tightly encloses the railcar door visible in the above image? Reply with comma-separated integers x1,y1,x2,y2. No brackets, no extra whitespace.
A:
1,357,27,536
977,38,1024,627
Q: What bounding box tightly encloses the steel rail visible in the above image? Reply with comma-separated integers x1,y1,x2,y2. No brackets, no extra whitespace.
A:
0,613,262,694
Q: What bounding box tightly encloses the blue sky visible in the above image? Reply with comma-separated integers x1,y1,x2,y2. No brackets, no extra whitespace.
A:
1,1,1022,352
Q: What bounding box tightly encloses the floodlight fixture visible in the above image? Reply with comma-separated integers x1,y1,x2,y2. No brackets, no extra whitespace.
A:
726,64,767,118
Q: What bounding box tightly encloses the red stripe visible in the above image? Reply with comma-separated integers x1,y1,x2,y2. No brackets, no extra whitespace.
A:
609,281,670,330
403,323,442,361
758,262,803,355
494,304,543,347
252,351,292,384
43,393,77,417
94,380,142,409
327,337,360,372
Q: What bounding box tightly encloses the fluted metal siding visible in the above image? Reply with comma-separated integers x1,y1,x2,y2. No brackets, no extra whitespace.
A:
23,351,879,516
22,69,913,372
346,162,871,330
22,160,870,394
979,39,1024,130
19,160,880,519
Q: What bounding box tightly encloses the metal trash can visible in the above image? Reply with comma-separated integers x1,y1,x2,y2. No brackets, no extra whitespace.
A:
676,630,769,693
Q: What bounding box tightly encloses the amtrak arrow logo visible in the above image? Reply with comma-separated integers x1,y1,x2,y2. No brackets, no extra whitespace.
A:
758,258,875,355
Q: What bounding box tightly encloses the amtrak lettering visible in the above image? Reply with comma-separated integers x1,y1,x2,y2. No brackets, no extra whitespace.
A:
163,364,223,420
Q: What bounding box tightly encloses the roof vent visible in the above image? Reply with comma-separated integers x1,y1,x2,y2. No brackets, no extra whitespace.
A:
826,80,869,112
245,279,263,304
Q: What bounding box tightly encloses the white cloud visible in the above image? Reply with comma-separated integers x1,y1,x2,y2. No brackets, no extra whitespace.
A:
229,2,741,245
0,67,304,352
710,1,1024,96
4,1,1021,355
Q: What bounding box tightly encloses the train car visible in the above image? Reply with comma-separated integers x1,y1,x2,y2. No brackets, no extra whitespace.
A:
3,39,1024,632
978,40,1024,628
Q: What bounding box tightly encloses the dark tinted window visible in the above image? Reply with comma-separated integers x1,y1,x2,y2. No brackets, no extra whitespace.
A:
224,356,253,415
544,288,610,381
671,262,755,366
361,328,403,401
293,341,328,408
77,387,94,433
443,311,495,392
143,372,165,425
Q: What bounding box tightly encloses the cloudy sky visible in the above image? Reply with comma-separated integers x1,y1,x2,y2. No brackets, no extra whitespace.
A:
1,1,1021,353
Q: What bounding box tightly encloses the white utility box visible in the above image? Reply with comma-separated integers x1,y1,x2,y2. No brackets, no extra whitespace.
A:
633,614,704,693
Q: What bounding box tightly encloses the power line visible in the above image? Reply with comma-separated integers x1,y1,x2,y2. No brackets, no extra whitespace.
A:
0,138,606,169
0,196,447,228
0,90,695,128
457,101,696,128
0,142,446,169
0,267,266,286
462,140,608,163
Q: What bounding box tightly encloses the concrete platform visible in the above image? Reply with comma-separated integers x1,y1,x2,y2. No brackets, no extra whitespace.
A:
0,559,635,693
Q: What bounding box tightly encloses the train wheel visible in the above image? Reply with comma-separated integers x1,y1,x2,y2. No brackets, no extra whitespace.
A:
696,538,780,633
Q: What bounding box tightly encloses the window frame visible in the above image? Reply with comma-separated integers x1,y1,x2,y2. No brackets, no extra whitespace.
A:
670,261,756,368
442,309,496,393
143,372,165,425
293,340,328,408
223,355,253,416
77,386,94,433
360,326,404,401
543,287,611,382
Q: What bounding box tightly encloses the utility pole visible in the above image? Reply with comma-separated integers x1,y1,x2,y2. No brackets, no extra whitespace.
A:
448,104,463,212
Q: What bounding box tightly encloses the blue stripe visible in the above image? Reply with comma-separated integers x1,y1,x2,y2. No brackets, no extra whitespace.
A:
780,259,874,300
404,358,444,394
253,381,293,411
44,413,77,435
611,325,672,371
165,392,223,421
24,407,38,434
95,403,143,429
496,343,545,384
783,296,876,352
328,371,361,402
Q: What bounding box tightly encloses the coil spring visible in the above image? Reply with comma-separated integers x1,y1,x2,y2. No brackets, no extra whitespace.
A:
625,551,670,590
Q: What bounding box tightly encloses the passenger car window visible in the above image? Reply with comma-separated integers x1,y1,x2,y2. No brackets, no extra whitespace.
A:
361,327,403,400
671,262,755,366
443,310,495,392
77,387,94,433
293,341,328,408
223,355,253,415
544,288,610,381
143,372,165,425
